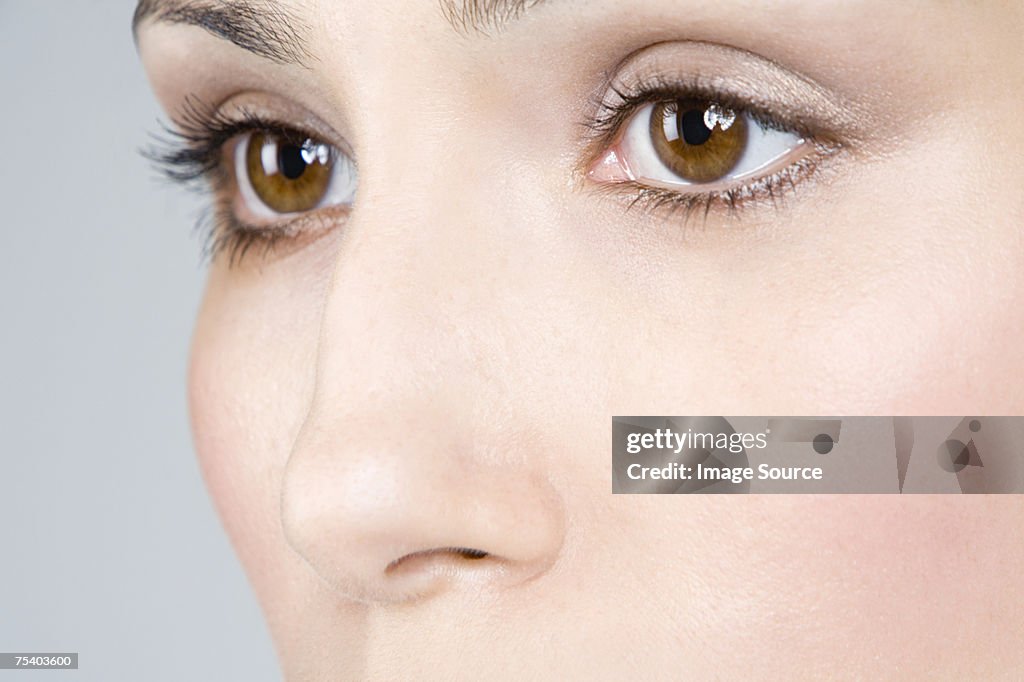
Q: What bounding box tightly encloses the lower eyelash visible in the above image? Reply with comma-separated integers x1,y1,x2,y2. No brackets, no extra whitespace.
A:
196,204,289,266
197,200,346,267
593,143,839,224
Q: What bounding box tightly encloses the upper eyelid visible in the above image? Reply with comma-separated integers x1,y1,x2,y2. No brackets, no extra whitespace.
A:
583,41,874,147
173,109,334,154
175,94,353,155
588,78,816,140
146,94,355,188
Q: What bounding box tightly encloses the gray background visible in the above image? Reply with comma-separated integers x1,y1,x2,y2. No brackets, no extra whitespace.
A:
0,2,280,680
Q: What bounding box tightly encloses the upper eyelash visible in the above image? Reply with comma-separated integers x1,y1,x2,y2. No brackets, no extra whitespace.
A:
584,73,816,148
144,95,315,187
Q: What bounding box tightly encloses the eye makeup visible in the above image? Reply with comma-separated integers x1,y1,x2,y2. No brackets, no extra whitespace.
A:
146,40,875,264
147,95,354,264
578,40,876,220
588,42,867,148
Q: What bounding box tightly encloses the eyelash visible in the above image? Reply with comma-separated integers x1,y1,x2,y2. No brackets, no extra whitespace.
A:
146,97,315,263
582,74,840,221
149,82,838,263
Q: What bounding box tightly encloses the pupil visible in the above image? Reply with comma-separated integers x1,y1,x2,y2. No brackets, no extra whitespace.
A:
679,108,713,146
279,144,308,180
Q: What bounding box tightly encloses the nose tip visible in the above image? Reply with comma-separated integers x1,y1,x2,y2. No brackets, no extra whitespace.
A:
280,431,565,604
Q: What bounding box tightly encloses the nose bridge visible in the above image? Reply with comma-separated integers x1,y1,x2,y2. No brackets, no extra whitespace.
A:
278,109,566,604
317,88,538,404
318,178,512,409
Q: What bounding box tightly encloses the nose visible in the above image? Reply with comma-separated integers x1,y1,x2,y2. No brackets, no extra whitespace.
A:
282,409,566,603
279,150,567,604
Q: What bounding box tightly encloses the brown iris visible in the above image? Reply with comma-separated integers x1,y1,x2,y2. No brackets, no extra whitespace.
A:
649,100,747,183
245,132,334,214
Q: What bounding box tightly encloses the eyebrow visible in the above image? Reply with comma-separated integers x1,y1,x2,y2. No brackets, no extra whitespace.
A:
132,0,314,66
134,0,548,60
440,0,547,34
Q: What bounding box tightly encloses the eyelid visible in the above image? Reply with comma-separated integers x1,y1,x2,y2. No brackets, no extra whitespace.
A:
181,92,354,159
582,40,870,162
226,105,354,167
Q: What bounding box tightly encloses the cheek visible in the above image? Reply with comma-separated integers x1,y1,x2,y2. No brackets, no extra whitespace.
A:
812,209,1023,412
689,133,1024,414
189,319,372,682
770,498,1024,666
775,252,1024,414
642,497,1024,674
582,141,1024,416
186,258,330,604
803,119,1024,414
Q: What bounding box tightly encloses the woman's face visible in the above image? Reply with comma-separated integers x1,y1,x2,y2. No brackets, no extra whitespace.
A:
138,0,1024,678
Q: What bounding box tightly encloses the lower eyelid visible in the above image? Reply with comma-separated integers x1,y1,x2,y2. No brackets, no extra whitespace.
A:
624,139,817,196
207,208,349,268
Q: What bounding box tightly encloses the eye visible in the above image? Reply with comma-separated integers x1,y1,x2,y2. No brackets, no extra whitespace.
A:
591,98,809,192
234,131,357,219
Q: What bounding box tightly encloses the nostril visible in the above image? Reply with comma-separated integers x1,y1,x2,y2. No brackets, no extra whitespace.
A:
366,547,508,602
385,547,492,574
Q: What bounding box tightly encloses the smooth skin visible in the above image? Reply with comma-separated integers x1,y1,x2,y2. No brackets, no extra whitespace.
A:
137,1,1024,679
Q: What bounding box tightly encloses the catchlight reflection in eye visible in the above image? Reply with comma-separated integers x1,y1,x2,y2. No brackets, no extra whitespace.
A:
591,99,808,190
